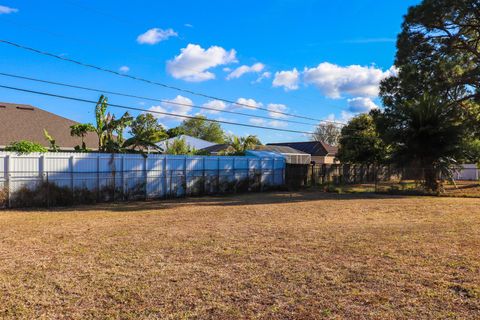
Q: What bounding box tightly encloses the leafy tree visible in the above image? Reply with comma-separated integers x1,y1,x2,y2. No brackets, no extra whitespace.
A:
223,135,261,156
123,113,168,152
311,123,341,146
337,114,387,165
164,137,196,155
5,140,48,154
378,0,480,191
70,123,95,151
43,129,59,152
166,127,186,138
374,94,467,191
382,0,480,110
176,116,226,143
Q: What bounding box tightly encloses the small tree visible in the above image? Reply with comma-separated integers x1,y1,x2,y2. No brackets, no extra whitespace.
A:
337,114,386,165
311,123,341,146
164,137,196,155
124,113,168,152
5,141,48,154
70,123,95,151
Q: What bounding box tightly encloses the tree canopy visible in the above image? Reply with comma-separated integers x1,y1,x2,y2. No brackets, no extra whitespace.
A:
174,116,226,143
337,114,386,165
311,123,341,146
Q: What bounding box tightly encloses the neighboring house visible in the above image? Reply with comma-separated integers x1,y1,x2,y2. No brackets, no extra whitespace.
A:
199,143,235,155
267,141,338,164
0,102,97,150
157,135,216,152
252,145,311,164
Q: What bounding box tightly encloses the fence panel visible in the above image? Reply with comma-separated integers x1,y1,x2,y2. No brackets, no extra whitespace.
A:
0,152,286,208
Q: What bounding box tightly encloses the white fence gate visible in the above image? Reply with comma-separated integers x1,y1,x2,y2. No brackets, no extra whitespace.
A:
0,152,286,208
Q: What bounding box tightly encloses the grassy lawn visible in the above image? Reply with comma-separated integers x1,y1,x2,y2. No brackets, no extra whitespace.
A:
1,192,479,319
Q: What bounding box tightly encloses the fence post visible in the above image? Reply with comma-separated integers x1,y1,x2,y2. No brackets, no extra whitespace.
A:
121,156,126,200
144,156,148,200
46,172,50,208
164,157,168,199
202,157,206,195
5,155,11,208
217,157,220,193
184,157,188,197
96,155,100,202
70,155,74,192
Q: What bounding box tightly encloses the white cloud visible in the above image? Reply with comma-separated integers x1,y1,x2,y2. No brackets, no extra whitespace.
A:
167,44,237,82
267,103,288,119
236,98,262,110
347,97,379,113
253,71,271,83
202,100,226,114
137,28,177,45
226,63,264,80
272,68,300,91
149,95,193,120
119,66,130,73
0,5,18,14
249,118,287,128
303,63,395,98
184,23,193,28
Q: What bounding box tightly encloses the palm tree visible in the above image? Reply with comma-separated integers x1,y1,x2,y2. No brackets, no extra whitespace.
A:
225,135,261,156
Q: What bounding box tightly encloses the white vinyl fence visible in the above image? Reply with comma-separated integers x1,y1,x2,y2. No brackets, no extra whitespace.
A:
0,152,285,208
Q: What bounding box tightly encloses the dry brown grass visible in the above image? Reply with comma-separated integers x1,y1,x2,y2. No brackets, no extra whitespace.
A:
1,192,479,319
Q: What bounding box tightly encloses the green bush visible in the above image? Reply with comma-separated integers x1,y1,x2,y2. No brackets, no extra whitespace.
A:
5,140,48,154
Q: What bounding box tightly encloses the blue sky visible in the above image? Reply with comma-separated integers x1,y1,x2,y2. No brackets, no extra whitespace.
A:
0,0,420,143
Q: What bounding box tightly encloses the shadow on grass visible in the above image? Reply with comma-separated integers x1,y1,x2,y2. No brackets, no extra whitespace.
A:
6,190,415,213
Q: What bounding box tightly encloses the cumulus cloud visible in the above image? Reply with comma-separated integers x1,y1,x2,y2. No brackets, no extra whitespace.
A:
267,103,288,119
253,71,271,83
236,98,262,110
167,44,237,82
272,68,300,91
347,97,379,113
303,63,396,98
226,63,265,80
202,100,226,114
137,28,177,45
119,66,130,73
149,95,193,120
0,5,18,14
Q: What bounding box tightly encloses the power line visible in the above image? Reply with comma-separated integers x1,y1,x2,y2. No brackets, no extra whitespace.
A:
0,84,317,135
0,39,346,126
0,71,324,127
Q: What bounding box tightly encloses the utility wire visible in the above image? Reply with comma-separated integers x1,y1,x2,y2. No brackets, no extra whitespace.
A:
0,84,317,135
0,72,324,127
0,39,346,126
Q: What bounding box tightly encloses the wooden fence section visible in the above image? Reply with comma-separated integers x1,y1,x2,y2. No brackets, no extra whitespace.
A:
0,152,285,208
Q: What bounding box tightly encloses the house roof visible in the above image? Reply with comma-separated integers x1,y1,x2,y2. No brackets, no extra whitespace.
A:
0,102,98,149
267,141,338,156
199,143,232,154
254,145,309,155
157,135,216,151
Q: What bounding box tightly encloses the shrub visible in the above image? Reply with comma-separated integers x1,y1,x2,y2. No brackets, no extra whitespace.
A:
5,140,48,154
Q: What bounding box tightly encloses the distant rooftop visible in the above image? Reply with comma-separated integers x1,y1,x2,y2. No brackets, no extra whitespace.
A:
267,141,338,156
